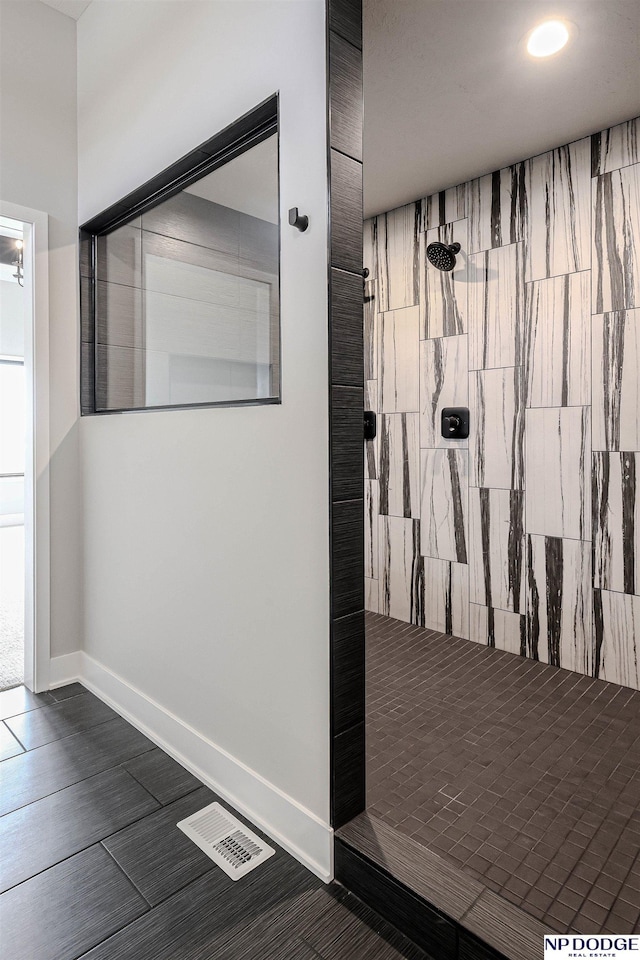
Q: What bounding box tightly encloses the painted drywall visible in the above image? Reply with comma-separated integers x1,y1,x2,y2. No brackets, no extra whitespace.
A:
0,279,24,357
77,0,331,843
0,0,81,658
364,116,640,691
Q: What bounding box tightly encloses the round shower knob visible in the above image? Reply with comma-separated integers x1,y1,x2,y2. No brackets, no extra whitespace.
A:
445,415,460,432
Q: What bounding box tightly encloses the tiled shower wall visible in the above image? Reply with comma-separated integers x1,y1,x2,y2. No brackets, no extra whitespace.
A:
364,116,640,690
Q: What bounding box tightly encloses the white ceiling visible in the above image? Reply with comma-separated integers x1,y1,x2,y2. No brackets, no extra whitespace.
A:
39,0,91,20
35,0,640,218
364,0,640,217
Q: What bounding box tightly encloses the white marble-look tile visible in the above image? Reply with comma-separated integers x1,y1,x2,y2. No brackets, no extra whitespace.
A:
468,488,525,614
364,280,378,381
363,217,378,278
468,242,525,370
526,271,590,408
595,589,640,691
380,306,420,412
419,335,468,448
422,184,469,231
379,413,420,518
423,558,469,639
365,480,379,580
365,378,378,413
591,118,639,176
469,604,525,656
365,380,378,481
376,203,421,312
593,309,640,450
420,448,468,563
420,219,469,339
526,137,591,282
525,407,591,539
593,163,640,313
365,577,379,614
527,535,593,674
470,367,525,489
593,451,640,596
379,516,424,625
468,162,527,254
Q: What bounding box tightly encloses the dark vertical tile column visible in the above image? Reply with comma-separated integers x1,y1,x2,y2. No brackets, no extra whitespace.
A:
327,0,365,829
79,229,95,415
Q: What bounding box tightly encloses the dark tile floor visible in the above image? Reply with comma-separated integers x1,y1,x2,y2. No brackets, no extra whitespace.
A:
366,612,640,936
0,682,429,960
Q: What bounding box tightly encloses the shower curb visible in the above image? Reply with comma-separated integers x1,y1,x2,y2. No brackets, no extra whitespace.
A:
336,813,553,960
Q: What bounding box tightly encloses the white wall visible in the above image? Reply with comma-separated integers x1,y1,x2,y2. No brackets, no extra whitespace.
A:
0,279,24,357
77,0,331,867
0,0,81,659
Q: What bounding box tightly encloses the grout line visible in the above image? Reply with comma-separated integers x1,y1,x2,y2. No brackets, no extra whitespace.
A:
100,840,154,909
0,736,157,819
6,714,120,756
1,720,27,755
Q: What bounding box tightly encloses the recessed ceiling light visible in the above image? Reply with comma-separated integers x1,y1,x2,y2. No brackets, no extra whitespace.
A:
527,20,570,58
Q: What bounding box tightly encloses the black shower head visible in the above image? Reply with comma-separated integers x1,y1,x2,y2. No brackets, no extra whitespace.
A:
426,241,461,272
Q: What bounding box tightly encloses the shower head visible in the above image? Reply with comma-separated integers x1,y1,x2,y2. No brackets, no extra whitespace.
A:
426,241,461,272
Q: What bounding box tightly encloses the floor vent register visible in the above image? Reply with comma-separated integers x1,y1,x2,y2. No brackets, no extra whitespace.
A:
177,802,275,880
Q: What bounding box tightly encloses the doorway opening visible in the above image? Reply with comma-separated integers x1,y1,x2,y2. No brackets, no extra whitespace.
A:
0,203,48,695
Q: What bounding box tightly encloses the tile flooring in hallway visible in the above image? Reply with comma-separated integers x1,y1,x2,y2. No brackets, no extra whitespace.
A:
365,612,640,937
0,682,429,960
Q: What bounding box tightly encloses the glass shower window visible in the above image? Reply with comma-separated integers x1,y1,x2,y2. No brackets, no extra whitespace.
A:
90,130,280,412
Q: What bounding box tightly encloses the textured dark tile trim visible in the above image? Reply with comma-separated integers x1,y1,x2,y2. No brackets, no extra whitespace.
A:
79,230,95,415
332,722,366,829
328,0,363,50
327,0,364,831
80,277,93,345
338,811,553,960
79,230,92,279
459,931,509,960
331,268,364,387
330,150,363,275
329,32,363,161
81,341,95,416
331,386,364,503
337,813,484,922
331,500,365,620
461,890,553,960
331,612,365,737
335,838,458,959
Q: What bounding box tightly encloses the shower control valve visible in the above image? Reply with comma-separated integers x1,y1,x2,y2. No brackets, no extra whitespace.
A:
364,410,377,441
441,407,469,440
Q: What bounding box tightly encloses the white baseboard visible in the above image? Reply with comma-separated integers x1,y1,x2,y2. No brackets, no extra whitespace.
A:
48,651,82,688
71,652,333,882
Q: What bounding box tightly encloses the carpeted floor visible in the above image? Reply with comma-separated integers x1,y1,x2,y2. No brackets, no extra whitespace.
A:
0,524,24,692
0,598,23,691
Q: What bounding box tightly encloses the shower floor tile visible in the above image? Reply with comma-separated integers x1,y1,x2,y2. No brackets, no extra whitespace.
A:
366,612,640,935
